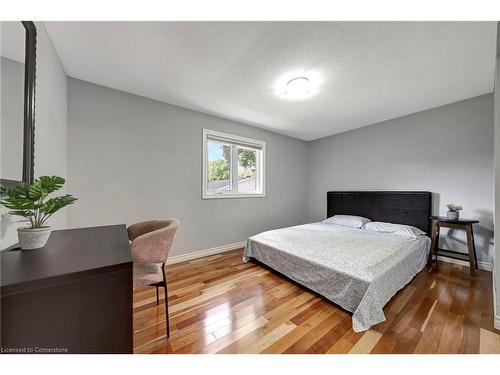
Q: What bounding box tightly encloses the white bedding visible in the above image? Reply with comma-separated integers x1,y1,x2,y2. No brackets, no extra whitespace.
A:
243,222,430,332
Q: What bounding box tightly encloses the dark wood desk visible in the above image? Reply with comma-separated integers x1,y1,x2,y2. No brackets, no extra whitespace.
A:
1,225,133,353
427,216,479,276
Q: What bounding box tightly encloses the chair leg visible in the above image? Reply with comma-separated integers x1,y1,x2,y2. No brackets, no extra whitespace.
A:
161,264,170,338
155,285,159,305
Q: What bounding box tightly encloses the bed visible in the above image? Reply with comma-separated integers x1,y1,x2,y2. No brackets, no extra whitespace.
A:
243,191,432,332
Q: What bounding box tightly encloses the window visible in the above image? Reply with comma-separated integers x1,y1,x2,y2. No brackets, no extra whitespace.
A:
202,129,265,199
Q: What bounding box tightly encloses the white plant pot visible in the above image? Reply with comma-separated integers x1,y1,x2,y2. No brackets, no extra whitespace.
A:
17,227,52,250
446,211,459,220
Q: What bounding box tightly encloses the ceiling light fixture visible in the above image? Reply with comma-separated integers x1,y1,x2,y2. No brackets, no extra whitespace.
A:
274,71,321,101
284,77,312,99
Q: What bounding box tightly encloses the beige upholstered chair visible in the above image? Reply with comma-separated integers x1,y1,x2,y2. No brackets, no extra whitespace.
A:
128,219,179,338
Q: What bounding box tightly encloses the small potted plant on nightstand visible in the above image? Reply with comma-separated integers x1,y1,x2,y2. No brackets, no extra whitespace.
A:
0,176,77,250
446,203,462,220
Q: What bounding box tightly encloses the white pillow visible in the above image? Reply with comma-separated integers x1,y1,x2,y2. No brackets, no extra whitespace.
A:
323,215,371,228
363,221,426,239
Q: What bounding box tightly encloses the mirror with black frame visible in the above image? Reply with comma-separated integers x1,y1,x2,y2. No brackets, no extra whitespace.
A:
1,21,36,187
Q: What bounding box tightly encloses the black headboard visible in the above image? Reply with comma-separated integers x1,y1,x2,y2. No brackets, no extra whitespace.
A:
327,191,432,235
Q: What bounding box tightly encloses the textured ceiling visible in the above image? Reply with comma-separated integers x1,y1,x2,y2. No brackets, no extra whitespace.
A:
44,22,497,141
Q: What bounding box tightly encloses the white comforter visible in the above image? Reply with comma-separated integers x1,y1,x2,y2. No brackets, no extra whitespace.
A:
243,223,430,332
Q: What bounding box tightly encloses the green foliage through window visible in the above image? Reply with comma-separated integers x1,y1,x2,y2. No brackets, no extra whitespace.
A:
208,160,230,182
208,147,256,182
238,149,256,172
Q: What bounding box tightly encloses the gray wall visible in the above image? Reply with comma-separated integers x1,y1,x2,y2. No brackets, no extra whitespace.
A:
67,80,494,263
307,94,495,264
34,22,69,199
494,55,499,327
1,22,68,250
1,57,24,181
67,78,308,257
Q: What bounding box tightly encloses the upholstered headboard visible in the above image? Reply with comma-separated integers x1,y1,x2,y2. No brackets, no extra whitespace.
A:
327,191,432,235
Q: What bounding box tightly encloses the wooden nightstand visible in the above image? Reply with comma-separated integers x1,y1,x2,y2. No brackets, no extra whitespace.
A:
427,216,479,276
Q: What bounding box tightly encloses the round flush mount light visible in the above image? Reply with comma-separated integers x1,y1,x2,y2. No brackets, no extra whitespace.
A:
284,77,312,99
275,70,321,101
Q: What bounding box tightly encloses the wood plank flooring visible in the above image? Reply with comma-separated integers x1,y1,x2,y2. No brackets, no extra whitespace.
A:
133,249,500,354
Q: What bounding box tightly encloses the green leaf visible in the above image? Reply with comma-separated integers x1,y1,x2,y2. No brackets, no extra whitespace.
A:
0,183,30,198
28,176,65,200
42,176,65,192
1,196,36,210
40,195,78,215
1,176,76,228
9,209,35,219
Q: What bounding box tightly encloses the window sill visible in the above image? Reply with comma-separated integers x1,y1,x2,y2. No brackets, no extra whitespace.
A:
202,193,266,199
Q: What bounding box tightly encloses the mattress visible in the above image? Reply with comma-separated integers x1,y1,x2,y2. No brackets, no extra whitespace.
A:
243,222,430,332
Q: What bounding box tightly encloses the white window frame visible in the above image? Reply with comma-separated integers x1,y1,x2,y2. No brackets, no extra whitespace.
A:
202,128,266,199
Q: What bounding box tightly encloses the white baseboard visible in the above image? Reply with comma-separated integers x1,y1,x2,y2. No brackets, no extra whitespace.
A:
438,256,499,328
493,270,500,330
436,255,493,272
167,242,493,269
167,241,246,265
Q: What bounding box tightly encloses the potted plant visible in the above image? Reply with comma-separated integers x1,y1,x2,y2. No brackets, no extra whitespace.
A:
0,176,77,250
446,203,463,220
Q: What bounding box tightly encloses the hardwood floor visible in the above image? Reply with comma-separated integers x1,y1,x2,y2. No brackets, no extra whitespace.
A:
133,249,500,354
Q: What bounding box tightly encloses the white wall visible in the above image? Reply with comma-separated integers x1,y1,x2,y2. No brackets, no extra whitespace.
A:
67,78,308,257
308,94,495,264
0,22,68,250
